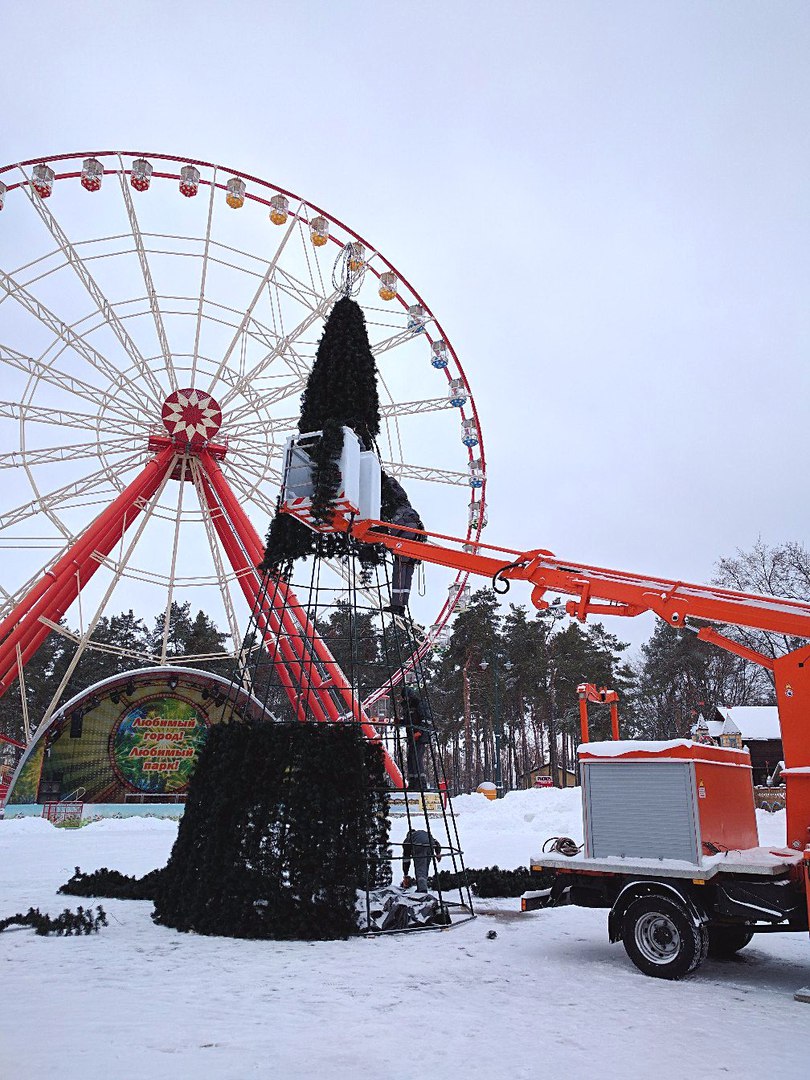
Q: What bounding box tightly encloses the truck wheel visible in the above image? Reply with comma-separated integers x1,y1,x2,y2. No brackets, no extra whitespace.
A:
621,894,708,980
708,926,754,958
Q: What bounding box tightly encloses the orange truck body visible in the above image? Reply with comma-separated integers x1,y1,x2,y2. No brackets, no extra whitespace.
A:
578,741,758,857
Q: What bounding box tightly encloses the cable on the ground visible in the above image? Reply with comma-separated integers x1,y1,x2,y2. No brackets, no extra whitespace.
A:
542,836,582,857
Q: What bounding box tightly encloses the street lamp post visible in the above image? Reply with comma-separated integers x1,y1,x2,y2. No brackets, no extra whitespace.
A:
481,657,512,799
537,598,567,787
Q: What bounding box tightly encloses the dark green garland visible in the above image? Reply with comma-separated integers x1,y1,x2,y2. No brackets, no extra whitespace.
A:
60,866,164,901
431,865,553,898
307,418,346,526
0,905,107,935
298,297,380,449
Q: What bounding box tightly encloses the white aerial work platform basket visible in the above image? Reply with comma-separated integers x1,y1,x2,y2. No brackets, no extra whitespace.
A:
280,426,381,530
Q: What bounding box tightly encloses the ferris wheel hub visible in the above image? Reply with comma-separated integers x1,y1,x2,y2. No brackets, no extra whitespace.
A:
161,388,223,445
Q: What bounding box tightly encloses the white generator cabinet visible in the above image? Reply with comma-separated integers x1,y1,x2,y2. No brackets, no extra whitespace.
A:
280,427,381,528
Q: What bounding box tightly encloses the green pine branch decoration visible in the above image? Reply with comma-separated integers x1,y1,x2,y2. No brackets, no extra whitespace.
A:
0,905,108,936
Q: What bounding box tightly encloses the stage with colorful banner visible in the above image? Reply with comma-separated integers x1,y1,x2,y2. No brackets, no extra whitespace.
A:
5,667,266,810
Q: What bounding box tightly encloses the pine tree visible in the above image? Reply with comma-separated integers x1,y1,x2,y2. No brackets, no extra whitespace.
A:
635,621,767,740
147,602,229,674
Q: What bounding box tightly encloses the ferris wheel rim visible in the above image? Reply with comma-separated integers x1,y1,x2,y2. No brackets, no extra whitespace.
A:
0,152,486,460
0,149,487,640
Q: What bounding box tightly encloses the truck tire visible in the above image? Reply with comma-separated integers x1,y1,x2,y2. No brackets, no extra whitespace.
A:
621,894,708,980
708,926,754,958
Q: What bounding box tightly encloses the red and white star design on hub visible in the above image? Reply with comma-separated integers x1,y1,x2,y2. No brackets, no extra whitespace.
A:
161,388,223,445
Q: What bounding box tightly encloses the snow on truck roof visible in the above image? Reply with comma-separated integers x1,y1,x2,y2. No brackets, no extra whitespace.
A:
577,739,749,758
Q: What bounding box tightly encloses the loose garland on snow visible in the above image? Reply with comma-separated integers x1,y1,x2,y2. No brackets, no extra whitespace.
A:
431,865,553,898
0,906,107,936
60,866,164,901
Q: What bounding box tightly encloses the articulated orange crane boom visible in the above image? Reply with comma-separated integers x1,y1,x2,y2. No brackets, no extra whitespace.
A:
287,509,810,853
346,519,810,642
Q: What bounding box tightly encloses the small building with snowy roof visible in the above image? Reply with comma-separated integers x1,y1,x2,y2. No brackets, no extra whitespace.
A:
695,706,782,785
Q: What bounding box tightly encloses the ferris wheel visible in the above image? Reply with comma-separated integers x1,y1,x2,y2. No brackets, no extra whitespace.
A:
0,151,488,738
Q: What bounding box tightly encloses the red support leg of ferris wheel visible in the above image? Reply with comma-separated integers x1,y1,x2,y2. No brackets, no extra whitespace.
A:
201,451,371,720
0,445,177,698
0,385,404,789
197,470,331,725
0,472,167,690
199,451,405,787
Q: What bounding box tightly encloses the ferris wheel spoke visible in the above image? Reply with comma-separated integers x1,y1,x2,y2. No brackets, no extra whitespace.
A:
0,267,151,418
206,212,300,396
224,374,309,427
192,169,218,383
380,397,452,419
224,461,282,512
371,327,418,357
272,267,324,316
381,460,469,486
0,436,141,470
226,447,284,485
188,459,241,650
224,464,278,522
217,291,340,417
0,400,144,438
117,164,177,393
295,212,327,298
0,553,64,620
157,456,189,663
228,415,298,440
18,170,166,405
0,451,144,532
227,399,451,447
0,343,130,416
280,342,314,382
37,619,155,667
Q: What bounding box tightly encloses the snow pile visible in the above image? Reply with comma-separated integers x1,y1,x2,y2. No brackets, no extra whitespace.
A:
438,786,583,869
756,807,789,848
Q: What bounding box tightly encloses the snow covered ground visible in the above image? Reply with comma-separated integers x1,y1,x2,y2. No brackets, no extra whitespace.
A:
1,790,807,1080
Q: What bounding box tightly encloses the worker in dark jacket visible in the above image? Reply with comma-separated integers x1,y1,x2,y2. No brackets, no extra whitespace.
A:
381,474,426,615
402,828,442,893
399,681,432,788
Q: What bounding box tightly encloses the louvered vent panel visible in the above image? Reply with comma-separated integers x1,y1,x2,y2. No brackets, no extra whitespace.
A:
584,762,699,863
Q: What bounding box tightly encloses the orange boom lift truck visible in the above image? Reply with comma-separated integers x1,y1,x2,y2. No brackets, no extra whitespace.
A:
280,428,810,984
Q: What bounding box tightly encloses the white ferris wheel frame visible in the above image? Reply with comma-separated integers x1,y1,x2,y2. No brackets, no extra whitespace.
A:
0,150,488,712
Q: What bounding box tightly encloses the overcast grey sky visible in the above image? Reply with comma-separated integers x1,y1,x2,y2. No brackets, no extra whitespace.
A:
2,1,808,652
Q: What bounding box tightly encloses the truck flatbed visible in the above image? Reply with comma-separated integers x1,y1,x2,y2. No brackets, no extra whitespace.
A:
530,846,803,881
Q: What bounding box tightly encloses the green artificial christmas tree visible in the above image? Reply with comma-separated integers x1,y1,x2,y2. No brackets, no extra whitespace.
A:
62,721,392,940
298,297,380,448
262,297,381,570
151,720,391,939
